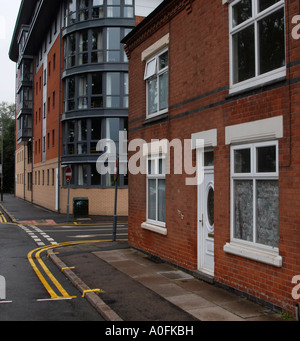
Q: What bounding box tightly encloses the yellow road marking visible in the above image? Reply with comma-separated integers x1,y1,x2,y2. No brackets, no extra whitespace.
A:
82,289,105,297
27,239,128,300
61,266,75,272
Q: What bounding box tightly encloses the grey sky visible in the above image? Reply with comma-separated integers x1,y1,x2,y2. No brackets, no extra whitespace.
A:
0,0,22,104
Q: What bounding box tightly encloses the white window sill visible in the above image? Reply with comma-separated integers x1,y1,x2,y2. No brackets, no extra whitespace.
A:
224,242,282,268
141,222,167,236
229,68,286,95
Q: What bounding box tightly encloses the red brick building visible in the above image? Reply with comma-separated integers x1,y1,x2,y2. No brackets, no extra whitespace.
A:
123,0,300,316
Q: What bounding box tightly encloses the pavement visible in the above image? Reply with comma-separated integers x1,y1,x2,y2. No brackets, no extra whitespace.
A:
0,194,286,322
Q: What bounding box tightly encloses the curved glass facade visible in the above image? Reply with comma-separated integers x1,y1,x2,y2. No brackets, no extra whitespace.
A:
62,0,133,188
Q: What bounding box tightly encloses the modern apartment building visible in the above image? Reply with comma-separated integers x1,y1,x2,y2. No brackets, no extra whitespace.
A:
123,0,300,316
9,0,162,216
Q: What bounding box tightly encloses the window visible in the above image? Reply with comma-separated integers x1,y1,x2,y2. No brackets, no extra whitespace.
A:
53,53,56,71
52,169,55,186
79,30,89,65
106,73,120,107
92,29,103,63
78,0,89,22
231,141,279,249
147,154,166,227
67,34,76,68
77,119,87,155
67,77,75,111
107,28,121,62
65,0,132,26
229,0,285,93
107,0,121,17
78,165,89,186
91,72,103,108
78,74,88,109
92,0,104,19
124,0,134,18
145,48,168,118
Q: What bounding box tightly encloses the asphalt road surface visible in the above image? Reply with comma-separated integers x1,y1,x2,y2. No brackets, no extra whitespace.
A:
0,221,110,321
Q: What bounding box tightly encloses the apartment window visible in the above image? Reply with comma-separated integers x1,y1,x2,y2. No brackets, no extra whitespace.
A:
78,30,89,65
67,76,75,111
78,74,88,109
53,91,56,109
67,0,77,25
67,33,76,68
92,0,104,19
91,72,103,108
229,0,285,93
231,141,279,249
77,119,87,155
107,0,121,17
52,169,55,186
92,29,103,63
65,27,129,68
53,53,56,71
28,173,32,191
107,28,121,62
106,73,120,107
78,164,89,186
144,48,169,118
147,154,166,227
124,0,134,18
78,0,89,22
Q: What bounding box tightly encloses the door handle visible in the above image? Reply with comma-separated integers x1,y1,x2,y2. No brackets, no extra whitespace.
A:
199,214,203,227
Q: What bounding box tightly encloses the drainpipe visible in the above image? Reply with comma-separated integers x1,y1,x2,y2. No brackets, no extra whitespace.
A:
57,3,63,213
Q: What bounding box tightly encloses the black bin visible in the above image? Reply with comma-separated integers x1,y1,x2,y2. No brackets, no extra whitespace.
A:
73,198,89,218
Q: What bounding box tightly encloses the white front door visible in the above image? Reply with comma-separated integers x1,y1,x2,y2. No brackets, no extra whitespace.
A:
198,151,215,276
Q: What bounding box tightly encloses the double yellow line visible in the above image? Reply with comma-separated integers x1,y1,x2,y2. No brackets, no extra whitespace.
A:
28,239,127,300
28,240,101,300
0,211,7,224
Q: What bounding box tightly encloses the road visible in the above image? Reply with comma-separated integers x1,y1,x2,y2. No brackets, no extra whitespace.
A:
0,208,128,321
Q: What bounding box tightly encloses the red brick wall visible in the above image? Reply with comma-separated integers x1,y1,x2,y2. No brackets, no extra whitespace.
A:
46,34,63,161
127,0,300,315
33,61,44,165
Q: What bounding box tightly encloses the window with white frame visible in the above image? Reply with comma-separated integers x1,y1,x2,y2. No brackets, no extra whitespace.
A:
229,0,285,93
231,141,279,249
144,48,168,118
147,154,166,227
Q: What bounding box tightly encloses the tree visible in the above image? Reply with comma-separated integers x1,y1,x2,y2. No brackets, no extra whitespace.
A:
0,102,16,194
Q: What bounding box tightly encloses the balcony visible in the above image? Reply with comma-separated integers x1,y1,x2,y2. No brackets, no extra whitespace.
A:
17,114,32,144
17,86,33,117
